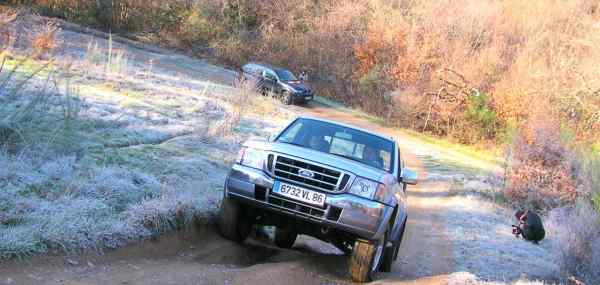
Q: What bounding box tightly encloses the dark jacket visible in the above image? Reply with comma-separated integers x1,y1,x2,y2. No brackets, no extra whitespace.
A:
516,210,545,244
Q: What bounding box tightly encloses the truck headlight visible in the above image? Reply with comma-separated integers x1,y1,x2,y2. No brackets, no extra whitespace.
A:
237,147,265,170
349,177,386,201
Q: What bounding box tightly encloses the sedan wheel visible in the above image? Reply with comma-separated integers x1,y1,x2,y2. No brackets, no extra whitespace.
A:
282,91,293,105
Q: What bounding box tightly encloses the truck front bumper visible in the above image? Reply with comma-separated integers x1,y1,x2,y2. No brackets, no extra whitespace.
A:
224,164,393,240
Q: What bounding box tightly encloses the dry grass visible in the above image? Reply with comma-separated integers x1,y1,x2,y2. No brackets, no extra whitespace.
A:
547,200,600,284
210,76,282,137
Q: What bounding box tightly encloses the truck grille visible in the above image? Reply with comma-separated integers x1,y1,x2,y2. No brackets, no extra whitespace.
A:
273,155,346,192
268,196,325,218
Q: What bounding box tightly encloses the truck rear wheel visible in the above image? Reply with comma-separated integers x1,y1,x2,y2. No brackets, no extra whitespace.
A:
380,242,396,273
381,219,404,272
217,197,252,243
274,227,297,248
349,233,386,282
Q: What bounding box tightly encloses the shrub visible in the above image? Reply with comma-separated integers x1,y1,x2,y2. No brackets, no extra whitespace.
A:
31,21,57,59
547,200,600,284
505,108,577,209
465,92,498,141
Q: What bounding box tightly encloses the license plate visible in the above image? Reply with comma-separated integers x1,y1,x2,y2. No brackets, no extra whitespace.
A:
272,181,326,207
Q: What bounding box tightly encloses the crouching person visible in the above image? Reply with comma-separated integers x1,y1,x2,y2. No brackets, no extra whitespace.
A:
513,210,545,244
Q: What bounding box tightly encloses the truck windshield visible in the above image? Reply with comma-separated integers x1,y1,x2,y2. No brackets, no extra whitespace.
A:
276,118,395,172
275,69,298,82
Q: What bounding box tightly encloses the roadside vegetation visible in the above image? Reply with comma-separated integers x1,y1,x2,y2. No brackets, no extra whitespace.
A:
1,1,599,283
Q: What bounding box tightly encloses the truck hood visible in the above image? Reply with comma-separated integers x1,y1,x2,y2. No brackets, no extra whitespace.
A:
244,140,385,182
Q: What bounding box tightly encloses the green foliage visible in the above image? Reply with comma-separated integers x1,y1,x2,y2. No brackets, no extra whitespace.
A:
593,192,600,213
465,92,498,140
592,142,600,156
294,18,311,33
358,68,380,96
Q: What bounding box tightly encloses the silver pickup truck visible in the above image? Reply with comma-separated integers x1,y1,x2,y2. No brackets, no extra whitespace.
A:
218,116,417,282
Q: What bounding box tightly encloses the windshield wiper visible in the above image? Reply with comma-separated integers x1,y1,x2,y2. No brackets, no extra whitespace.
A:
328,152,365,164
277,141,305,147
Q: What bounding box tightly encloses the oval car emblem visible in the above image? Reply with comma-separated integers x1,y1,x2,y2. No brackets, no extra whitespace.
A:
298,169,315,178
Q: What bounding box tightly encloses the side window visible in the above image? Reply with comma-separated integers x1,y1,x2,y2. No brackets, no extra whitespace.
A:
264,70,277,80
278,121,303,143
252,66,262,76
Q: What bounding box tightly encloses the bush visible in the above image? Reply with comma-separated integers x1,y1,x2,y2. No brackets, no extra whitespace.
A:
465,92,498,141
547,200,600,284
31,21,57,59
505,109,577,209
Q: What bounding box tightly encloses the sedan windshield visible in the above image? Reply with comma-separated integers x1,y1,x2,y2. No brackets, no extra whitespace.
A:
276,118,394,172
275,69,298,81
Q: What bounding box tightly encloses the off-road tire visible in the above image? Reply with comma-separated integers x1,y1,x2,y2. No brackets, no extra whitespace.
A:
282,91,293,105
381,219,406,272
380,242,395,272
349,234,385,282
393,219,407,260
274,227,297,248
217,197,252,243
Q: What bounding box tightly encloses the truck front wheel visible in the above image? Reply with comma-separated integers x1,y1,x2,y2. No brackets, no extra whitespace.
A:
348,231,386,282
217,197,252,243
274,227,297,248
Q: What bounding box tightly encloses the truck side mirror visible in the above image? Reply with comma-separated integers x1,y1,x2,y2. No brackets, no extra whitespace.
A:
401,168,418,185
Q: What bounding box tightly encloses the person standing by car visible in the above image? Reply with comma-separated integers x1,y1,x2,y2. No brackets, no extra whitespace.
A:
299,70,308,82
